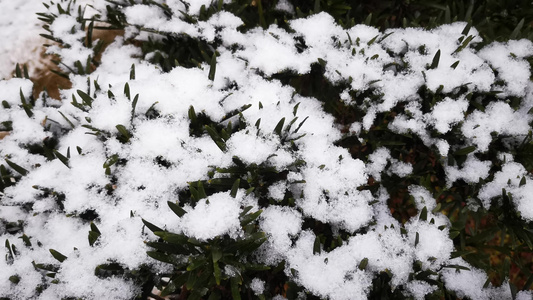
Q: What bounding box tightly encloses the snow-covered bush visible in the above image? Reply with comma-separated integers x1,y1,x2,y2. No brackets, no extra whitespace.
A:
1,0,533,299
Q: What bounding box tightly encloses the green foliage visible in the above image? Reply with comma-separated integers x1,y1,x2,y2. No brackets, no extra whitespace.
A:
2,0,532,298
136,99,311,297
144,216,268,299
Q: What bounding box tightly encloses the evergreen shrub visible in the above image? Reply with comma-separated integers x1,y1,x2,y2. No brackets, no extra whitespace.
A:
1,0,533,299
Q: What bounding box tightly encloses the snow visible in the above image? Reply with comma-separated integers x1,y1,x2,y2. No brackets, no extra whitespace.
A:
478,161,533,220
180,192,242,240
517,291,533,300
126,5,198,38
275,0,294,14
0,0,46,79
1,1,533,299
407,221,453,270
408,185,438,212
250,277,266,295
428,97,469,134
441,258,492,300
260,206,302,257
405,280,438,300
285,231,372,300
478,40,533,97
439,257,514,300
445,154,492,185
267,181,287,201
226,129,280,164
461,101,531,152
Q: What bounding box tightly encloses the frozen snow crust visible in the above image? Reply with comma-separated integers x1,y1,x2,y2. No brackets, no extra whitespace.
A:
1,1,533,299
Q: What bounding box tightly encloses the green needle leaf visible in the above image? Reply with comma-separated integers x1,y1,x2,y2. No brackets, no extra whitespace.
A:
103,154,119,168
274,118,285,136
5,159,28,176
76,90,93,107
188,106,197,124
87,21,94,48
453,35,474,54
212,247,222,263
197,180,207,199
187,257,207,271
15,63,22,78
510,18,524,40
364,13,372,26
231,277,241,300
240,210,262,226
5,240,14,262
313,236,321,254
142,219,164,233
53,149,70,168
49,249,67,262
90,222,101,234
124,83,130,100
167,201,187,217
20,89,33,117
358,258,368,270
130,64,135,80
146,251,173,264
88,231,101,247
115,124,131,142
230,179,240,198
205,125,226,151
208,52,217,81
450,60,460,69
461,20,472,36
419,206,428,221
213,262,222,285
454,146,476,156
429,50,440,69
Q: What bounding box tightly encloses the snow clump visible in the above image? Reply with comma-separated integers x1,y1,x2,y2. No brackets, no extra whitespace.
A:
1,1,533,299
